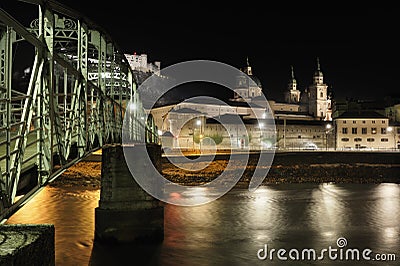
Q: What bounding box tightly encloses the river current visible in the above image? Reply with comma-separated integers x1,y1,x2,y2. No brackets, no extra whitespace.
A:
5,183,400,265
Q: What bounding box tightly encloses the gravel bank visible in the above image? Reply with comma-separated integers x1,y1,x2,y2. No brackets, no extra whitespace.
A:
49,156,400,189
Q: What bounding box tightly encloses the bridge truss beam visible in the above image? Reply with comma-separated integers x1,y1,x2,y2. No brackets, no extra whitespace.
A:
0,1,158,219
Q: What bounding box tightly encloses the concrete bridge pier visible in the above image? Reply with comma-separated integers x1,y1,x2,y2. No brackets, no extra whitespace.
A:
95,143,164,243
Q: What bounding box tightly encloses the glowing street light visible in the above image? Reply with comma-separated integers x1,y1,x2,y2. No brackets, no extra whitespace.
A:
325,123,333,150
387,126,395,150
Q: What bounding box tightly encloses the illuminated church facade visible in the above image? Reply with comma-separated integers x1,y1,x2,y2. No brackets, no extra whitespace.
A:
149,58,335,150
232,57,332,122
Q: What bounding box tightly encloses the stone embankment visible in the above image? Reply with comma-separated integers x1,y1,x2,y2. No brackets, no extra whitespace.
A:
51,151,400,188
162,151,400,186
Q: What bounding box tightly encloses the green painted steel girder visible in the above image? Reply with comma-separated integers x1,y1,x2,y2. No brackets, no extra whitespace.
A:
0,1,159,220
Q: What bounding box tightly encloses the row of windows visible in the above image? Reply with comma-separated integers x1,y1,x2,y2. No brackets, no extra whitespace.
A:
342,127,389,134
341,138,389,142
277,129,322,132
342,120,386,124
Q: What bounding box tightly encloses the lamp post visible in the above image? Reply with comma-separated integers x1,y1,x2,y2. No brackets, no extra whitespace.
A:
387,126,395,151
259,122,264,150
325,123,332,151
283,118,286,150
196,118,202,152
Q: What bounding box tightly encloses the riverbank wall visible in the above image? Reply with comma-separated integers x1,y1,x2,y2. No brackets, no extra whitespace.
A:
161,151,400,185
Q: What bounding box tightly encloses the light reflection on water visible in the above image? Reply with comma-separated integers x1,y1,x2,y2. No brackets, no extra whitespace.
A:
6,187,99,265
5,183,400,265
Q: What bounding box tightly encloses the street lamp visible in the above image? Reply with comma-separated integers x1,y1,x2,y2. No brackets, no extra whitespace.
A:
196,118,203,152
259,122,264,150
199,134,203,152
387,126,395,150
325,123,332,150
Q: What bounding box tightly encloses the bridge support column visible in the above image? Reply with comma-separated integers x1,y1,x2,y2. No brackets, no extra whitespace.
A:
95,143,164,243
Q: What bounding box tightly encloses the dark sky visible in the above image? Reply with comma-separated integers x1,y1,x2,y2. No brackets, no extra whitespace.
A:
2,1,399,102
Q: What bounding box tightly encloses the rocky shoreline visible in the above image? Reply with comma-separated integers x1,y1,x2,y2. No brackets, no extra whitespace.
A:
49,161,101,189
50,157,400,189
162,160,400,187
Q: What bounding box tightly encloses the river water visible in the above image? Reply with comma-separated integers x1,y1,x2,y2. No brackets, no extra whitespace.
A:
5,183,400,265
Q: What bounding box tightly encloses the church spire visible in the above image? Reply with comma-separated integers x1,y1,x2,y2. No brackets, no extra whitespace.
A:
291,65,295,79
243,56,252,75
285,65,300,103
289,65,297,86
313,57,323,84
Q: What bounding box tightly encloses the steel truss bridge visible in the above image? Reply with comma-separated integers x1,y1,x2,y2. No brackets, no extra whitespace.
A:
0,0,158,220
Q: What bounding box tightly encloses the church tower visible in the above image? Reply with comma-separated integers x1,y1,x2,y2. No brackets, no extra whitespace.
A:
308,57,330,120
284,65,301,103
233,57,263,102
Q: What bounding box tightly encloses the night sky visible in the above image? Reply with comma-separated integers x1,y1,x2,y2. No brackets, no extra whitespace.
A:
2,1,399,102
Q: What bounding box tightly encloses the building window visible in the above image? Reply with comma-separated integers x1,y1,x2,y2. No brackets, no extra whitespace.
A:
352,128,357,134
362,128,367,134
354,138,362,142
382,120,386,124
298,135,301,139
381,138,389,142
381,128,387,134
343,121,347,124
342,128,348,134
397,128,400,134
341,138,349,142
353,120,356,124
320,92,323,98
371,128,377,134
367,138,375,142
372,121,376,124
362,120,366,124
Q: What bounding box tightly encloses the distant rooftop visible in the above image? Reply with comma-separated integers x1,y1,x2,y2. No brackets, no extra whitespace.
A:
185,97,266,108
275,119,327,126
170,107,204,114
206,114,275,125
337,110,386,119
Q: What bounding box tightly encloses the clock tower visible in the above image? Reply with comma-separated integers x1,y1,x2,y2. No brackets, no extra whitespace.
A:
308,57,330,120
284,65,301,103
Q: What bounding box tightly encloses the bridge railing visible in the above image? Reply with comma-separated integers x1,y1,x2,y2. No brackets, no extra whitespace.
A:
0,0,158,219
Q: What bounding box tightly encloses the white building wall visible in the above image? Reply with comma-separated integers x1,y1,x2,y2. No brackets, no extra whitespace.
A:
335,118,394,150
124,53,160,74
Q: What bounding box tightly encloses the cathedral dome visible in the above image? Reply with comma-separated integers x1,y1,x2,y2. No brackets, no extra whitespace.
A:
250,75,262,88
